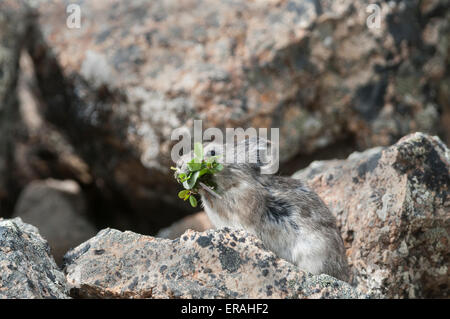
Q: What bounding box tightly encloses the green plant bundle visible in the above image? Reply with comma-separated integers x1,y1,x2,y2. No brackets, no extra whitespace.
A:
171,143,223,207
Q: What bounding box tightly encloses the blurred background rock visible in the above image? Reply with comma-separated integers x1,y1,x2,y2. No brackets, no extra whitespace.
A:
12,179,96,265
0,0,448,261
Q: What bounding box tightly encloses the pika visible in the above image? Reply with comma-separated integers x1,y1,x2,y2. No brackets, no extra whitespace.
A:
176,137,350,282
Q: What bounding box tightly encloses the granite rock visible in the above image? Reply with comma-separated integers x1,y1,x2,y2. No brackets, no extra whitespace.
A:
0,217,69,298
64,227,364,299
13,179,97,265
293,132,450,298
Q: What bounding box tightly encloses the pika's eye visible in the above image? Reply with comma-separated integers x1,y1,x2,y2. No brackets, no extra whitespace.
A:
207,150,216,157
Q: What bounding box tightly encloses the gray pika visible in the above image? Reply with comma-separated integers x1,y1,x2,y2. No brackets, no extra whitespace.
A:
176,137,350,282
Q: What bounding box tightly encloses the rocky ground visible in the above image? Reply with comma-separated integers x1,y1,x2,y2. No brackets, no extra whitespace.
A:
0,218,69,298
64,227,363,299
1,0,449,234
0,216,365,299
1,132,448,299
293,132,449,298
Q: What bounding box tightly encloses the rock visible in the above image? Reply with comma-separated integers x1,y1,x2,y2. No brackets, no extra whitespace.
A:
0,217,69,298
157,211,213,239
14,52,93,192
64,227,364,299
31,0,450,158
0,1,90,218
13,179,97,265
12,0,448,230
293,132,450,298
0,0,33,216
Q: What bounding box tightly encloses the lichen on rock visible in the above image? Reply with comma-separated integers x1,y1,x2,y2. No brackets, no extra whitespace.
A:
64,227,365,299
294,132,450,298
0,217,69,299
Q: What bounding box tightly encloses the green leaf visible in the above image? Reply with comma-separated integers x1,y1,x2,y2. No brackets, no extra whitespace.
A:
187,161,202,171
188,171,200,188
183,171,200,189
189,196,198,207
178,190,189,199
178,172,191,182
197,168,210,178
173,147,224,206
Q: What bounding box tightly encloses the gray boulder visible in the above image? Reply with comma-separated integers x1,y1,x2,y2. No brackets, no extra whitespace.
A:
0,0,32,215
13,179,97,265
0,217,69,298
64,227,365,299
294,132,450,298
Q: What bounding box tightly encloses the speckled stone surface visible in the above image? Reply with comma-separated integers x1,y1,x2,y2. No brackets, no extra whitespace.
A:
294,132,450,298
64,227,365,299
0,218,69,299
32,0,450,160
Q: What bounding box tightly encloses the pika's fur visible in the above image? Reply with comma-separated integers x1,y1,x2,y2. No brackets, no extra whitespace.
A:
176,138,350,282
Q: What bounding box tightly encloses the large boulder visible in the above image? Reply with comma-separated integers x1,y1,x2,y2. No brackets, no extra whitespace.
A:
0,1,91,218
31,0,450,159
64,227,364,299
293,132,450,298
13,179,97,265
0,217,69,298
0,1,32,216
11,0,448,231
